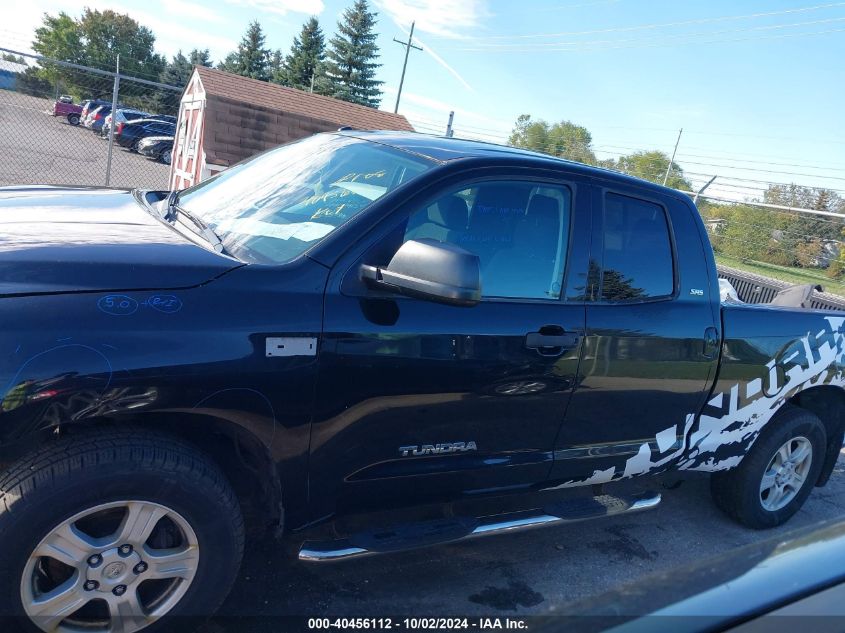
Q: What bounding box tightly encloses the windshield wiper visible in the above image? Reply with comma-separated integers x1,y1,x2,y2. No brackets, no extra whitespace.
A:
165,190,228,255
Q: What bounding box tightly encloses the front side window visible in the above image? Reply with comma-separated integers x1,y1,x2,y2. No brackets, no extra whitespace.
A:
403,180,572,300
599,192,674,302
177,134,434,264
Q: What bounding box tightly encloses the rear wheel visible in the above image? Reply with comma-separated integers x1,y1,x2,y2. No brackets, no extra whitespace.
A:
710,405,826,528
0,430,244,632
160,149,172,165
67,114,80,126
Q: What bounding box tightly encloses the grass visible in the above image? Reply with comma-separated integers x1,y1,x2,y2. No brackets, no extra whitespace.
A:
715,254,845,298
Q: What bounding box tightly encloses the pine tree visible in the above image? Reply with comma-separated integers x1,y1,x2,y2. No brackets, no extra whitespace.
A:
217,52,239,74
281,17,325,91
218,21,270,81
156,50,192,113
269,49,285,85
188,48,212,68
323,0,382,107
160,50,192,87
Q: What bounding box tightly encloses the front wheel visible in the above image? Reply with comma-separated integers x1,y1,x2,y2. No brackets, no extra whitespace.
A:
0,430,244,632
710,405,826,529
67,114,80,126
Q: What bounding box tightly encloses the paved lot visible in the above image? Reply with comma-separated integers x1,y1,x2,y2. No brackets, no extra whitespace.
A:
0,90,169,190
4,86,844,631
202,451,845,629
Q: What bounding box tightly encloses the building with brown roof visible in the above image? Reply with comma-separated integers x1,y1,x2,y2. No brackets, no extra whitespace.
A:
170,66,414,190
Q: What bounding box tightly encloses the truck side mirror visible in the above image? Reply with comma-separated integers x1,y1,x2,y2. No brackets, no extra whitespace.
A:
361,238,481,307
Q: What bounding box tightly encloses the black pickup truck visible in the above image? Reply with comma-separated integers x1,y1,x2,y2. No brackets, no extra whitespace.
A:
1,132,844,632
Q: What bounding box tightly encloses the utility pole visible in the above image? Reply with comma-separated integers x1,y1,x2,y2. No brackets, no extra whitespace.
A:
393,21,422,114
445,111,454,138
310,72,315,94
693,175,717,204
663,127,683,186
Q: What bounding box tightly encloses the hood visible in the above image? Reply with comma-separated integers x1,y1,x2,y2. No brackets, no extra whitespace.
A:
0,186,242,297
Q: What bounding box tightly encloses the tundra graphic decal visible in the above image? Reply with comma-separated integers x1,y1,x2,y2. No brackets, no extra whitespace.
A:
550,315,845,489
680,315,845,471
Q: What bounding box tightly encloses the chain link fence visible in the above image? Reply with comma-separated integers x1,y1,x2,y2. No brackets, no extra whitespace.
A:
0,47,182,190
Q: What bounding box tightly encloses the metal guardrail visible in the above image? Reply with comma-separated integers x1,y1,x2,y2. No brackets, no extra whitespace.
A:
717,264,845,312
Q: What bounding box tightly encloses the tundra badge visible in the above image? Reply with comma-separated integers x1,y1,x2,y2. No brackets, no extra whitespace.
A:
399,442,478,457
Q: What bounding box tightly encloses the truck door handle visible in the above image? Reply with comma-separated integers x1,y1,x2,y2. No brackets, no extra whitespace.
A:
526,328,581,356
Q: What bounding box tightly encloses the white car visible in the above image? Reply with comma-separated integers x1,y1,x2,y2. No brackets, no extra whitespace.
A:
101,108,149,138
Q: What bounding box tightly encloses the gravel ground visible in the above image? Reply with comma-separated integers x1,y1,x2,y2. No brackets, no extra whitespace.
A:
0,90,169,190
200,451,845,630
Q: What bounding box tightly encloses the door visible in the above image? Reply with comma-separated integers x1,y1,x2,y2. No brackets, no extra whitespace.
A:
309,174,592,515
550,187,720,484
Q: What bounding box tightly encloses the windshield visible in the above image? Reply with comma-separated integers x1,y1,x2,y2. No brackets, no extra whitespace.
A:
176,134,434,264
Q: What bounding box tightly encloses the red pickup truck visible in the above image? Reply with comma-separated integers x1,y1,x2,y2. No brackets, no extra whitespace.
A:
52,97,83,125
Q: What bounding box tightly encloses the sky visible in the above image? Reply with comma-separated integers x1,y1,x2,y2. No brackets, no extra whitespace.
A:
2,0,844,203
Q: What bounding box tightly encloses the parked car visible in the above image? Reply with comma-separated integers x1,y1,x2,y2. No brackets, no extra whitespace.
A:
51,98,83,125
137,134,174,164
148,114,177,124
101,108,150,138
2,131,845,631
79,99,112,124
116,119,176,150
82,104,111,132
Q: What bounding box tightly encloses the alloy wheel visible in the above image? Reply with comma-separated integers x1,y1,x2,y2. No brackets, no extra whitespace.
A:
20,500,200,633
759,436,813,512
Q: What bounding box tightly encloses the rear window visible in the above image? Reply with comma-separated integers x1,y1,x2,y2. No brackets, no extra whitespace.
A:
598,193,674,302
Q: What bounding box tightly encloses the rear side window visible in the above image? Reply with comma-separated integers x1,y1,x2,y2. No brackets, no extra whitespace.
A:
599,193,674,302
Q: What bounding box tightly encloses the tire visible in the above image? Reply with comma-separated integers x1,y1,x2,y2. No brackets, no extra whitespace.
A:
0,430,244,633
710,405,826,529
160,149,172,165
67,114,80,126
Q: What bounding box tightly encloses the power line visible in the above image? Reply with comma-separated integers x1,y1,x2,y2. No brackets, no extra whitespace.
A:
458,25,845,54
684,192,845,219
407,111,845,148
461,16,845,50
465,2,845,40
593,144,845,172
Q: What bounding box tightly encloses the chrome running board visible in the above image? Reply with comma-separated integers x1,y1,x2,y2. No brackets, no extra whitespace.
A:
299,490,661,562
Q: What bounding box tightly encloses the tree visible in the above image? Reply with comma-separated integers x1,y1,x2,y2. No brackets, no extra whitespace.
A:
154,48,212,112
718,204,782,263
76,9,165,80
217,52,239,74
160,51,191,87
280,17,325,91
32,12,84,64
1,53,26,64
31,12,85,92
269,49,285,84
30,9,165,99
188,49,212,68
508,114,597,165
218,21,270,81
322,0,382,107
615,150,692,191
762,185,844,268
